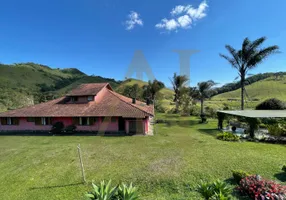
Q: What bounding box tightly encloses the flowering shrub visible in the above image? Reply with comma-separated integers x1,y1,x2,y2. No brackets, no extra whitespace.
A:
238,175,286,200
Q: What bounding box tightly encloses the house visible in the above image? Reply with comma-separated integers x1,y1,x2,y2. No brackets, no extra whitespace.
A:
0,83,154,135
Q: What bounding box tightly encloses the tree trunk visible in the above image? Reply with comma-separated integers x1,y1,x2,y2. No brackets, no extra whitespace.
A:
200,98,204,116
175,100,179,113
241,77,245,110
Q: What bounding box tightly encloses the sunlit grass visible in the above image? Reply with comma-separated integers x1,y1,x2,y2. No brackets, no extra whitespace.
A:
0,115,285,199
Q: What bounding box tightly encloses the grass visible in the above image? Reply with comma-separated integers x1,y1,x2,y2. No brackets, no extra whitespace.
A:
213,76,286,102
0,115,285,200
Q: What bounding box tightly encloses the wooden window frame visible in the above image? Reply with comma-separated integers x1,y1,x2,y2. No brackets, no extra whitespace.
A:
87,96,94,101
79,117,90,126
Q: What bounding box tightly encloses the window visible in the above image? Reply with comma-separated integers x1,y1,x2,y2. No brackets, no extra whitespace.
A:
87,96,94,101
35,117,51,125
27,117,35,122
71,96,78,102
0,117,19,125
79,117,89,126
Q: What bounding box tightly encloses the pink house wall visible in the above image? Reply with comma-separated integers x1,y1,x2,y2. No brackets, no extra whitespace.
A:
0,117,52,131
0,117,119,132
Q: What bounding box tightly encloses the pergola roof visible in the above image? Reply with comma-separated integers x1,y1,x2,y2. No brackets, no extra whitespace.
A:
217,110,286,118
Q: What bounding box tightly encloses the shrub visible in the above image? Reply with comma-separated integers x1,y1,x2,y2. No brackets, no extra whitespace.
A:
232,170,249,184
86,180,118,200
200,114,207,123
195,180,232,200
255,98,286,110
238,175,286,200
50,121,64,134
282,165,286,172
217,132,240,142
117,183,139,200
63,125,77,133
86,181,139,200
267,124,286,137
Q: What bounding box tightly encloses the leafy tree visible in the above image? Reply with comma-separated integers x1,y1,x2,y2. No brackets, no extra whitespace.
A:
123,85,133,98
255,98,286,110
220,37,279,110
191,80,216,122
142,80,165,103
170,73,189,113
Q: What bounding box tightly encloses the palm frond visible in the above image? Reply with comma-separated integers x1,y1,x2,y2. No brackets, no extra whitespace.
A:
247,45,280,68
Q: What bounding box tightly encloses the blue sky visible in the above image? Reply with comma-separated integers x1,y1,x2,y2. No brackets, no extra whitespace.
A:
0,0,286,87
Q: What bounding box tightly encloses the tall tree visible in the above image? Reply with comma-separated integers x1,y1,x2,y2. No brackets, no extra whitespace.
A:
143,80,165,103
191,80,216,122
220,37,279,110
170,73,189,113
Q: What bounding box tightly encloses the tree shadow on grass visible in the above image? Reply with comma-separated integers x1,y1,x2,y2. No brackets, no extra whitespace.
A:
274,172,286,182
197,128,220,137
29,182,83,190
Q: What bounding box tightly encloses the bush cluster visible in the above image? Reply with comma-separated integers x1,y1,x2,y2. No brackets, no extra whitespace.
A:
50,121,77,134
267,123,286,137
86,180,138,200
255,98,286,110
217,132,240,141
282,165,286,173
195,179,232,200
232,170,249,184
238,175,286,200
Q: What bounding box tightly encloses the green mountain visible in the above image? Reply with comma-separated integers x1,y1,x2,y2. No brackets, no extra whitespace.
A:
209,74,286,110
0,63,119,112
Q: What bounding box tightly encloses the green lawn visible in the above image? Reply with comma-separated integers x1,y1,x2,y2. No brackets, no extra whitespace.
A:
0,115,285,200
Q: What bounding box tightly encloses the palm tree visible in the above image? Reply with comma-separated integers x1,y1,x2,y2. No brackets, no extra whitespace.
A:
192,80,216,122
220,37,279,110
170,73,189,113
143,79,165,104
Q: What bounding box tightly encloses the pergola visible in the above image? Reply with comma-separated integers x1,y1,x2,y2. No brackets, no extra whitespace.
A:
216,110,286,137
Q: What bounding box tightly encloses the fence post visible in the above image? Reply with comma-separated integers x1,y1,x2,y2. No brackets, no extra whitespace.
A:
77,144,86,184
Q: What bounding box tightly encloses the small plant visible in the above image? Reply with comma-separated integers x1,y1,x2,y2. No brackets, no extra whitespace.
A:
196,181,214,200
50,121,64,134
117,183,139,200
63,125,77,134
86,180,118,200
217,132,240,142
232,170,249,184
195,180,232,200
282,165,286,172
238,175,286,199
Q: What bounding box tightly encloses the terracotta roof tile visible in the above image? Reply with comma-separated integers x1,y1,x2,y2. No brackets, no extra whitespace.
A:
67,83,109,96
0,83,154,118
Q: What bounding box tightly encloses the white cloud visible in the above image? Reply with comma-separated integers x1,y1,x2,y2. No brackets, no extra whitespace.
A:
177,15,192,28
155,18,179,31
155,1,208,32
125,11,143,30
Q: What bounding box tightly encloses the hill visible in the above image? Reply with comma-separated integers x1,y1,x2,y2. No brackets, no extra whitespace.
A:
0,63,119,112
210,75,286,109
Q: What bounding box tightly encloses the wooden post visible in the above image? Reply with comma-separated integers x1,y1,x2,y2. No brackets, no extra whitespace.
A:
77,144,86,183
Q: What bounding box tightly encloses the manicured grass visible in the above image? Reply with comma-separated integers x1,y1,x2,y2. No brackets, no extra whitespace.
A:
0,115,285,200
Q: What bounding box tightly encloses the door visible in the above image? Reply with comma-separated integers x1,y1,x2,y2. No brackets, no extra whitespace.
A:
129,120,144,134
118,117,125,131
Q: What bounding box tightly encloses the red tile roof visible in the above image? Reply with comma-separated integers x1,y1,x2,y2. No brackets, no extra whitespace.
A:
0,83,154,118
67,83,111,96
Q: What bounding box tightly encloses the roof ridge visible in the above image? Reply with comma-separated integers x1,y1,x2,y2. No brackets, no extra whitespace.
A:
107,90,153,116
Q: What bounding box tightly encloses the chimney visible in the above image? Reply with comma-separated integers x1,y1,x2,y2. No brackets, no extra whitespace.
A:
146,98,150,105
132,98,136,104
